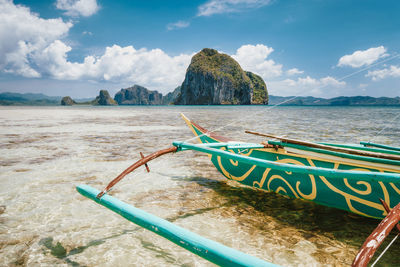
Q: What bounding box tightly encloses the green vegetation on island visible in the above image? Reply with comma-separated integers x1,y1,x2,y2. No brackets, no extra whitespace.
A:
175,48,268,105
61,90,116,106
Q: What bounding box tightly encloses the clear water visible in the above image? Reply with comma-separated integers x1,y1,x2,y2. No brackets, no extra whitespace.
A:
1,105,399,266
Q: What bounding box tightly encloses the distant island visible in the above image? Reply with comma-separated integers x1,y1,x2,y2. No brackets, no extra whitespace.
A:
1,47,399,106
2,91,400,106
268,95,400,106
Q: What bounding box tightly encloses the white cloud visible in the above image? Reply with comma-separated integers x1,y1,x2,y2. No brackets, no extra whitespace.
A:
33,43,194,94
166,20,190,31
0,0,72,77
366,65,400,81
0,1,192,93
337,46,388,68
358,83,368,92
198,0,271,16
320,76,346,87
0,2,345,98
232,44,282,79
56,0,99,17
286,68,303,76
274,76,346,96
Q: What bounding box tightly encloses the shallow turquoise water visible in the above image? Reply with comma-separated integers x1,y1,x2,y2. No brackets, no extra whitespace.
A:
0,105,399,266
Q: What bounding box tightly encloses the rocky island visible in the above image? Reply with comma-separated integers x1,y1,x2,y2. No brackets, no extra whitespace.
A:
92,90,117,105
175,48,268,105
4,49,398,107
114,85,163,105
60,48,269,105
61,90,116,106
61,96,76,106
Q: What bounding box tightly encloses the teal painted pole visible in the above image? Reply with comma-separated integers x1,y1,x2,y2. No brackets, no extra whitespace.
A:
172,142,400,183
320,143,400,156
267,140,400,166
77,185,277,267
361,141,400,152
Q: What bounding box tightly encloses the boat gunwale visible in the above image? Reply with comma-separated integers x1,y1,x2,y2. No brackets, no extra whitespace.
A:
173,141,400,183
268,140,400,166
320,142,400,156
361,141,400,152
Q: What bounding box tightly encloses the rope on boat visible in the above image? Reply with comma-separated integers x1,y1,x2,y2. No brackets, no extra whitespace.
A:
370,233,399,267
182,53,400,144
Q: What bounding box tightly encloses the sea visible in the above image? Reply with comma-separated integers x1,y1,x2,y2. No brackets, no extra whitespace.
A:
1,105,400,266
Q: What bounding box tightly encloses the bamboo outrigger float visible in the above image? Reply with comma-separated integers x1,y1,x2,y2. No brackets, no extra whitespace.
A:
77,185,277,266
77,114,400,266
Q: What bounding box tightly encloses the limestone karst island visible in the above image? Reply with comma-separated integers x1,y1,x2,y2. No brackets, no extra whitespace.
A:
60,48,269,106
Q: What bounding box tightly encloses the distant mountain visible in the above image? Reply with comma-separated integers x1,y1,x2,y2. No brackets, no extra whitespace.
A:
268,95,400,106
0,92,94,106
2,91,399,106
0,92,61,105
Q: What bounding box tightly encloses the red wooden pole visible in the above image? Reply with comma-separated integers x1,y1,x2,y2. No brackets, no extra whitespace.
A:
96,146,177,199
352,201,400,267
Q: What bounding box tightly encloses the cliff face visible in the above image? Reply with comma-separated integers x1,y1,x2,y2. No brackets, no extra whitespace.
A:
162,86,181,105
245,71,268,104
92,90,117,105
175,48,268,105
114,85,163,105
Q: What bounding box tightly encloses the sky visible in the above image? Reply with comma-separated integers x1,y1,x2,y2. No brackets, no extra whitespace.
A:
0,0,399,98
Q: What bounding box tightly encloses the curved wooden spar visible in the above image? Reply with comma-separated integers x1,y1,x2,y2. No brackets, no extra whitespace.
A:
96,146,177,198
352,201,400,267
78,185,277,267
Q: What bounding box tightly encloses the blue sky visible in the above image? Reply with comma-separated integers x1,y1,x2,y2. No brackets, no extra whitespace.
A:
0,0,399,98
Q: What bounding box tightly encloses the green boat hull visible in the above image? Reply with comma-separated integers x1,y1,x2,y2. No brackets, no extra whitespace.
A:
182,115,400,219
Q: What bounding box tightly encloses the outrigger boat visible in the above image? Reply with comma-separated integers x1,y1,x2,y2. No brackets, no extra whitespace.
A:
77,114,400,266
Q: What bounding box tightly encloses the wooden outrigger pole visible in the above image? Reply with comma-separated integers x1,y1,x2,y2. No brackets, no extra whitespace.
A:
96,146,178,198
245,130,400,161
352,200,400,266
